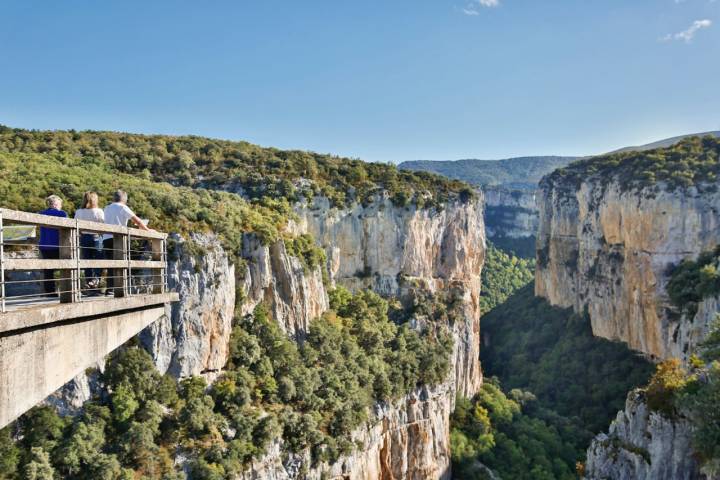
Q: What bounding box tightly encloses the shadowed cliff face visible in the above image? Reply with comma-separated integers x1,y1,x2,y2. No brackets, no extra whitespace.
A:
483,186,538,240
535,178,720,360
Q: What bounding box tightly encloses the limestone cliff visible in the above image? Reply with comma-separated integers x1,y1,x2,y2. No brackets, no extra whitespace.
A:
584,389,701,480
141,233,235,378
238,384,452,480
294,194,485,398
536,179,720,360
240,234,329,338
141,194,485,400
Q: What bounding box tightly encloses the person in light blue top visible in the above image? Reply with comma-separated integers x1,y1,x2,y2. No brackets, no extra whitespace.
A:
38,194,68,296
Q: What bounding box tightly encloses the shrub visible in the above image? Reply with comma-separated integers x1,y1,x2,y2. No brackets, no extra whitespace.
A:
645,359,687,417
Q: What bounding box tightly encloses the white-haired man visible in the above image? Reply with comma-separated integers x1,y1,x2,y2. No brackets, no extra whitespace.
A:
102,190,151,296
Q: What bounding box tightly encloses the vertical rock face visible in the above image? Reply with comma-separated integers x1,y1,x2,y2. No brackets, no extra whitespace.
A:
483,186,538,240
536,179,720,360
240,235,329,338
238,384,453,480
141,233,236,378
584,390,701,480
295,195,486,398
233,195,485,479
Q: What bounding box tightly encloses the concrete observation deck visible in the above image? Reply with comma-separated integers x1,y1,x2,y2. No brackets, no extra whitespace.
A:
0,208,178,427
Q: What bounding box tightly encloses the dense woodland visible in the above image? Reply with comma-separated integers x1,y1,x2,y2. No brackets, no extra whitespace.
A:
666,245,720,318
0,126,473,209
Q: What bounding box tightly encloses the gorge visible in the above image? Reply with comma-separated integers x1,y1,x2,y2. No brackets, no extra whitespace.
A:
0,128,718,480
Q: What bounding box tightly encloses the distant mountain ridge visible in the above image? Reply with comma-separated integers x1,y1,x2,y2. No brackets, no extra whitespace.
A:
399,131,720,189
399,156,579,189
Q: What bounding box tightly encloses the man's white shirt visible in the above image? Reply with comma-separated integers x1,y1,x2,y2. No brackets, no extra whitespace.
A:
103,202,136,240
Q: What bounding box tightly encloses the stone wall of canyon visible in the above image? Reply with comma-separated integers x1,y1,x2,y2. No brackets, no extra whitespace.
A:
535,179,720,360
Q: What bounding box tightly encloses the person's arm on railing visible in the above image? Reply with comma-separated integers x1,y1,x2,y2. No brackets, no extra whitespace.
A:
130,215,152,231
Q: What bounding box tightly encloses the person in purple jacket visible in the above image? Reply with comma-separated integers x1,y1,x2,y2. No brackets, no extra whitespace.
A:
38,195,68,296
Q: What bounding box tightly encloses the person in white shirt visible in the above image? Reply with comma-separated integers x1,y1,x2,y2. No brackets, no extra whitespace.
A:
103,190,151,296
74,191,105,292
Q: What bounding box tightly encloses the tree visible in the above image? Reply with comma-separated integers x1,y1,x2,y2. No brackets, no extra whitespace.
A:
0,427,19,478
24,447,54,480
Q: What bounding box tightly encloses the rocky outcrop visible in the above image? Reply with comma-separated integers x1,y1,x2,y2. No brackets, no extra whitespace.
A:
536,180,720,360
584,389,701,480
294,195,485,398
240,235,329,338
483,186,537,240
238,384,453,480
141,233,235,378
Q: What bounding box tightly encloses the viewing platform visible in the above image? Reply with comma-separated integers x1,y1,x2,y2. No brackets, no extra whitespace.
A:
0,207,179,427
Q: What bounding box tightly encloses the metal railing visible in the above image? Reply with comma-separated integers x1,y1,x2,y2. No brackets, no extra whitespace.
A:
0,207,170,313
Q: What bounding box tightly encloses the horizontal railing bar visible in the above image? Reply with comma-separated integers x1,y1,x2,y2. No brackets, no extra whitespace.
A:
0,273,169,290
2,259,166,271
0,208,167,240
3,280,171,300
1,273,169,286
1,243,159,254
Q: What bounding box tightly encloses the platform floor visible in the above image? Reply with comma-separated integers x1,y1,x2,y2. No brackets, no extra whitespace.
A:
2,293,114,312
0,292,178,334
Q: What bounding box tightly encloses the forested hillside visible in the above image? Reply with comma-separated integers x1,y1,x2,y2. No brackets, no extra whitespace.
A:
0,126,473,209
545,135,720,192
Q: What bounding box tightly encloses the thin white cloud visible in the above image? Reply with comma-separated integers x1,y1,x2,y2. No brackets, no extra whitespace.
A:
662,19,712,42
461,0,500,16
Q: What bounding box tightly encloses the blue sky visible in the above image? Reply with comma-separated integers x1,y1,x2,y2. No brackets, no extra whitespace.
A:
1,1,718,162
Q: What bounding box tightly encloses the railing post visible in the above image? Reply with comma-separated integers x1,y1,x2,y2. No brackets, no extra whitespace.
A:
58,227,74,304
161,238,167,294
75,219,81,302
0,210,5,313
113,231,127,298
151,238,163,294
127,233,132,296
